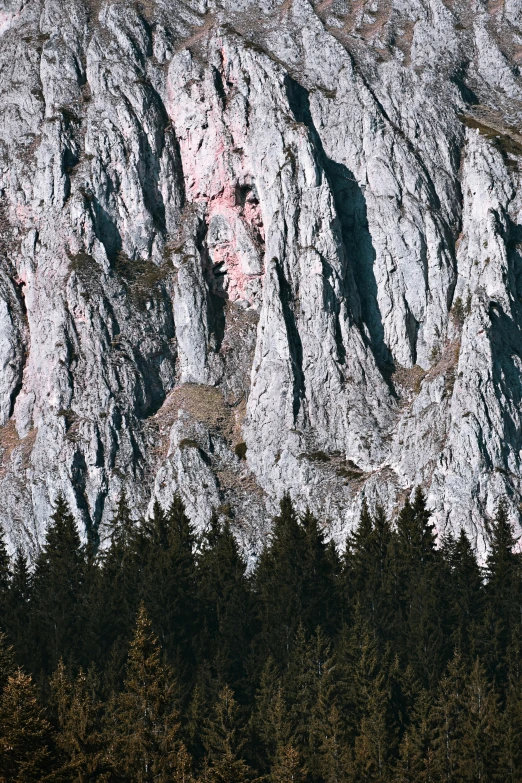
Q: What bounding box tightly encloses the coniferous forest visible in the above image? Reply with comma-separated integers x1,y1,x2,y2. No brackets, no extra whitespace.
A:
0,490,522,782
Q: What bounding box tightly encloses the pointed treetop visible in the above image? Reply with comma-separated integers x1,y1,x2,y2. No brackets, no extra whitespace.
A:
109,491,134,549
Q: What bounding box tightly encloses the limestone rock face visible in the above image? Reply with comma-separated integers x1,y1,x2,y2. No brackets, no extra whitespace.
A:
1,0,522,557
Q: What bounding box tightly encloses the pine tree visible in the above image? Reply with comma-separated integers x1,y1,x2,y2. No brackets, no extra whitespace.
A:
270,743,305,783
140,495,198,686
106,604,183,783
254,494,309,665
89,494,139,689
456,659,500,782
0,522,10,631
300,508,340,636
0,631,15,691
348,631,396,782
50,661,109,782
203,685,252,783
393,490,449,687
0,668,54,782
30,494,86,674
484,499,522,688
394,689,435,783
197,513,254,696
431,651,467,781
250,657,289,773
447,530,484,657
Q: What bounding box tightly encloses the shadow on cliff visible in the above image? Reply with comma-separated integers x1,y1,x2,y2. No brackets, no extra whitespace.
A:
275,259,306,421
284,76,393,376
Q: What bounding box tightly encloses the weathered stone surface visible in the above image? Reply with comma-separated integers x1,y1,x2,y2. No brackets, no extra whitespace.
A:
1,0,522,558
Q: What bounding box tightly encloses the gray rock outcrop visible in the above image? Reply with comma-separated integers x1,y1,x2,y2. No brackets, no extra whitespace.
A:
1,0,522,559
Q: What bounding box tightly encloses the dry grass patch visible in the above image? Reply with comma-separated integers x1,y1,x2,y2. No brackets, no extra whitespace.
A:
0,421,37,476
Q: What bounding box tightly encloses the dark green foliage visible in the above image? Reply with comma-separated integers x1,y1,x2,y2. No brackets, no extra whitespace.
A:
203,685,252,783
255,495,339,667
1,488,522,782
30,494,87,675
0,523,10,630
105,604,183,783
0,668,54,782
483,500,522,687
139,496,199,688
196,513,254,696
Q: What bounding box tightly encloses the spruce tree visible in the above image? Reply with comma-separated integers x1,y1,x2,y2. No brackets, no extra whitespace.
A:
30,494,86,674
0,668,54,782
431,651,467,781
394,689,435,783
197,513,254,696
140,496,198,686
0,522,10,631
203,685,252,783
254,494,309,665
0,631,15,691
270,743,305,783
498,677,522,783
89,494,139,689
448,529,484,657
393,490,449,687
250,657,290,773
106,604,183,783
484,499,522,688
343,502,395,644
300,508,340,636
348,631,396,782
285,626,337,779
457,659,500,782
50,661,108,782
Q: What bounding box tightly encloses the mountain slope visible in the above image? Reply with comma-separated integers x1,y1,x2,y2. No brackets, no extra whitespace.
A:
1,0,522,557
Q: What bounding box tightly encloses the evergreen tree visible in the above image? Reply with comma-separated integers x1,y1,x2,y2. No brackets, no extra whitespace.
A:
203,685,252,783
140,496,198,686
285,626,338,779
107,491,134,550
447,530,484,658
394,689,435,783
498,677,522,783
250,658,289,773
484,500,522,687
254,495,309,665
431,651,467,781
300,509,340,636
343,503,395,645
0,668,54,782
348,631,396,782
106,604,183,783
0,522,10,631
0,631,15,691
88,494,139,689
393,490,449,687
50,661,108,782
316,704,349,783
197,513,254,696
457,659,500,782
270,743,305,783
30,494,86,675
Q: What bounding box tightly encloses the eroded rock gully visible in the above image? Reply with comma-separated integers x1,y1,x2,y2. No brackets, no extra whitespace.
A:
1,0,522,559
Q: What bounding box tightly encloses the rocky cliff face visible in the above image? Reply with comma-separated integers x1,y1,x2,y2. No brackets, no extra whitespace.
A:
1,0,522,558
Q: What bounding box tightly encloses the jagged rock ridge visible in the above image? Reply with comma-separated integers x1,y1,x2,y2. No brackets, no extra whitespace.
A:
1,0,522,559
